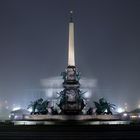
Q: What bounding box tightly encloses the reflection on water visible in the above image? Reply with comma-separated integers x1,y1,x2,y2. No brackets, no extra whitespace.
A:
12,120,132,125
86,121,131,125
13,121,55,125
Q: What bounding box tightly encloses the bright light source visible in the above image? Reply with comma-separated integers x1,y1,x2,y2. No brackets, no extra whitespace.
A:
130,115,137,119
27,108,32,112
12,107,21,111
123,113,128,117
104,109,107,113
138,104,140,108
14,115,18,119
117,107,125,113
83,92,91,98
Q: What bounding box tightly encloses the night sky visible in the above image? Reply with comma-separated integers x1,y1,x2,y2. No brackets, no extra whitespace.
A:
0,0,140,110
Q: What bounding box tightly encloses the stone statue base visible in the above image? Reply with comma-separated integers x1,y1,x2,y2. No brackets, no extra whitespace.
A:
59,66,85,114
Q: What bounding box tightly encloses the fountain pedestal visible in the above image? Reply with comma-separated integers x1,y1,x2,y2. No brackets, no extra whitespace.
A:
58,66,85,114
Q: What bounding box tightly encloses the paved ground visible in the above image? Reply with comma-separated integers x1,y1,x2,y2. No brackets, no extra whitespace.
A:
0,123,140,140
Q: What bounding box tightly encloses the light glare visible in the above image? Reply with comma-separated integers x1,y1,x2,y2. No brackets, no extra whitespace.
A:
12,107,21,111
117,107,125,113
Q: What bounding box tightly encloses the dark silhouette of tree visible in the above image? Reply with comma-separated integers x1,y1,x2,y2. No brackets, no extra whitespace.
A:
27,98,50,115
87,107,94,115
50,106,59,115
94,98,116,115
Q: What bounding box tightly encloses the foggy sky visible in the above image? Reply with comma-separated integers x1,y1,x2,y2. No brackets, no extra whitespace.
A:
0,0,140,110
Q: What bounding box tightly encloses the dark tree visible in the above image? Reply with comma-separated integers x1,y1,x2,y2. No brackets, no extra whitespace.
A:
27,98,50,115
94,98,116,115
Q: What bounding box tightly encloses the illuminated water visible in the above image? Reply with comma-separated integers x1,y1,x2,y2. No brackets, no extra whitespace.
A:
12,120,132,125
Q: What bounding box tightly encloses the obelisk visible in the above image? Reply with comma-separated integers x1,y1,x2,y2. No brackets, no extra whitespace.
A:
68,11,75,66
58,11,85,114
